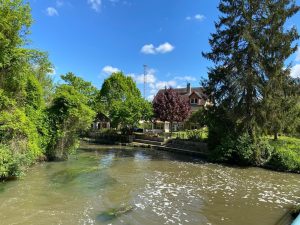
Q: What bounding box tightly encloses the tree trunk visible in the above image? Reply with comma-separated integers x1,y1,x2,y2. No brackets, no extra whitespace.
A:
274,132,278,140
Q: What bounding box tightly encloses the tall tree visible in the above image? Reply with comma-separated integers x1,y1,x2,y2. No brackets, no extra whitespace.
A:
153,88,191,133
258,0,299,139
203,0,299,143
203,0,265,140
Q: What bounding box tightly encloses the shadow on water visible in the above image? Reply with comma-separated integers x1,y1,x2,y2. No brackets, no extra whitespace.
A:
96,205,134,223
50,166,118,191
0,184,5,193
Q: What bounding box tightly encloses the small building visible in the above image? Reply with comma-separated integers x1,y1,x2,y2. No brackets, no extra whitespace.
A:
92,113,110,130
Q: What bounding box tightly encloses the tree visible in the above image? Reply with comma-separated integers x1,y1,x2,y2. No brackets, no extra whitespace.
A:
61,72,98,110
257,1,299,140
0,0,54,178
0,0,32,99
203,0,267,141
100,72,152,129
153,88,191,133
46,85,95,160
100,72,141,106
203,0,299,143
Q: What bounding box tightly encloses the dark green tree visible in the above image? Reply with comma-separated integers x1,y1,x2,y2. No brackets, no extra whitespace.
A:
203,0,299,143
203,0,267,142
258,1,299,139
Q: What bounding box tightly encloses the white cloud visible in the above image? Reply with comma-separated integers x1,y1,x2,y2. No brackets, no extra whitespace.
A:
46,7,58,16
141,44,156,54
291,64,300,78
156,42,174,54
141,42,175,55
175,76,196,81
88,0,101,12
296,47,300,62
186,14,205,22
154,80,177,90
194,14,205,21
102,65,120,75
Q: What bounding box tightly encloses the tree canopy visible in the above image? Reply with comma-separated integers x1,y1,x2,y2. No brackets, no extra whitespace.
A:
100,72,153,128
153,88,191,131
203,0,300,163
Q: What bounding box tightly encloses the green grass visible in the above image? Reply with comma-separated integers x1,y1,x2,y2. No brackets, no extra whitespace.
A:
172,127,208,140
267,136,300,173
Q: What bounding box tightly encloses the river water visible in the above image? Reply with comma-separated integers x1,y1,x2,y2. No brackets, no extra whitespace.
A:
0,143,299,225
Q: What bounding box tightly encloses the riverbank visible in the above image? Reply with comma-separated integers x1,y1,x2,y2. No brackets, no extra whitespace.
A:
87,133,300,174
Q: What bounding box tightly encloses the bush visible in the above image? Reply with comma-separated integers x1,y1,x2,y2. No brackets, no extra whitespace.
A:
267,137,300,172
210,134,236,162
254,138,274,166
268,148,300,172
0,144,31,179
211,133,274,166
186,129,204,141
0,144,13,178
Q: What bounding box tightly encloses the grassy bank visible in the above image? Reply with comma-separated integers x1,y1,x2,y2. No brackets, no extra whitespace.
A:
267,136,300,173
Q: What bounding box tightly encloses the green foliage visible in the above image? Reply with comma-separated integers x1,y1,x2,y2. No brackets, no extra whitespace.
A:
100,72,141,105
61,72,98,110
0,144,13,178
267,137,300,172
100,72,152,128
203,0,299,145
186,108,207,128
110,95,152,128
211,134,274,166
0,1,98,179
46,85,95,160
211,134,237,163
186,129,206,141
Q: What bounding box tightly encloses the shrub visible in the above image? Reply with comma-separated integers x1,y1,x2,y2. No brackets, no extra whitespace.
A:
186,129,204,141
0,144,13,178
268,148,300,172
235,133,256,165
211,133,270,166
254,138,274,166
210,134,236,162
267,137,300,172
0,144,31,179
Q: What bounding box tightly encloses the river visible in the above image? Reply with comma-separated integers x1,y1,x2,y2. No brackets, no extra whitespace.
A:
0,142,299,225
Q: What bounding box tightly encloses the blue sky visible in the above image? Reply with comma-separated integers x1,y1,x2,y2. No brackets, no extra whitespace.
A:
28,0,300,99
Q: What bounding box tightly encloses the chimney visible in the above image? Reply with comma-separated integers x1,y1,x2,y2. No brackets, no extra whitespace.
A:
187,83,191,94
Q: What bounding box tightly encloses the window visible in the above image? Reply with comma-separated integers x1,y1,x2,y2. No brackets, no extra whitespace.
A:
190,98,198,104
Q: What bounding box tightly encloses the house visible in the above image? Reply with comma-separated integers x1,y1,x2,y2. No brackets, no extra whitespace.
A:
147,83,210,133
157,83,209,113
92,112,111,130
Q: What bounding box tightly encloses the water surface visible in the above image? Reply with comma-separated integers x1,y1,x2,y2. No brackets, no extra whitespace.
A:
0,143,299,225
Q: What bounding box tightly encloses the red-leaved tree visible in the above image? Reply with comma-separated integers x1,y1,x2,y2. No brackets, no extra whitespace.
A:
153,88,191,132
